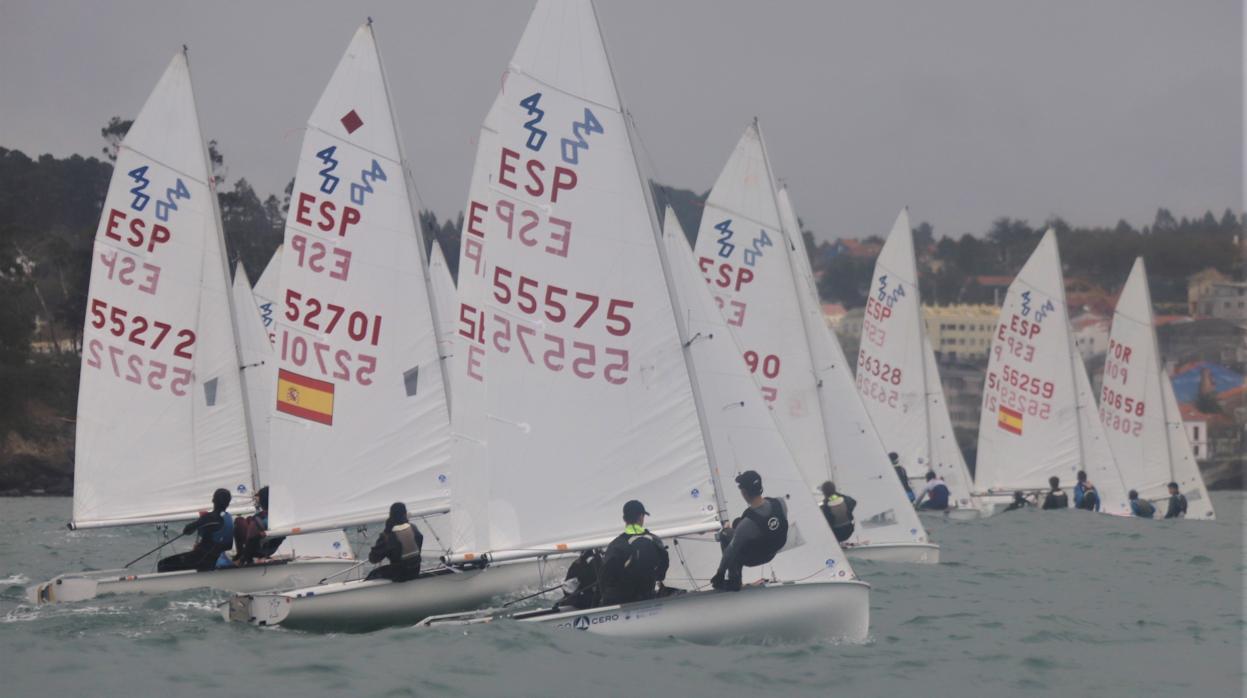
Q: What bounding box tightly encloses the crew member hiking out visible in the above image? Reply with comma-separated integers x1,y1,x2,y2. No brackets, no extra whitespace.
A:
914,471,952,511
1129,490,1156,519
890,452,915,503
233,486,285,566
366,502,423,582
1042,476,1069,510
819,481,857,543
712,471,789,591
599,500,669,605
157,488,235,572
1164,482,1187,519
1073,470,1100,512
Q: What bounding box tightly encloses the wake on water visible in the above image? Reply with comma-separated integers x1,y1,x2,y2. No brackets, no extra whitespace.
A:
1,495,1242,697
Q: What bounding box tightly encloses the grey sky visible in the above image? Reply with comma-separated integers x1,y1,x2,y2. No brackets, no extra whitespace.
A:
1,1,1241,242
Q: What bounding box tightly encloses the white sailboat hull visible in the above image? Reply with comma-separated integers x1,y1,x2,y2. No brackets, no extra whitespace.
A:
843,542,940,564
918,507,984,521
421,580,870,644
224,557,569,632
25,558,360,605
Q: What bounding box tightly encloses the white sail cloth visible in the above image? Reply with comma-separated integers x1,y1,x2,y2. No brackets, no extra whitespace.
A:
232,264,275,480
73,53,253,529
428,239,458,395
691,125,929,549
266,25,451,535
253,246,282,346
1102,259,1215,519
975,230,1128,511
857,208,977,509
448,0,721,558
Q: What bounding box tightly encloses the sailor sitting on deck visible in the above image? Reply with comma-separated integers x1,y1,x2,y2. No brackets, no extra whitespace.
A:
1004,490,1032,512
233,486,285,565
1164,482,1187,519
1128,490,1156,519
819,481,856,542
1041,477,1069,510
712,471,789,592
1073,471,1100,512
890,452,915,502
157,488,235,572
366,502,424,582
599,500,669,605
914,471,952,511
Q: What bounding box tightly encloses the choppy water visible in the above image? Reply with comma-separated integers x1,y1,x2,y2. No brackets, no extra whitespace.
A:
2,495,1243,697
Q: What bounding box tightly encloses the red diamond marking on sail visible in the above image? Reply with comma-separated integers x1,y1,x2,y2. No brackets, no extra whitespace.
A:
341,110,363,134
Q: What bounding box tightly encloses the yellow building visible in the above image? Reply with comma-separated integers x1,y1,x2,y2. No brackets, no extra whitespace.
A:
922,304,1000,361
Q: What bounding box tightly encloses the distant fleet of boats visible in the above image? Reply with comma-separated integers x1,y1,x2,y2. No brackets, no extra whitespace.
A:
24,1,1214,643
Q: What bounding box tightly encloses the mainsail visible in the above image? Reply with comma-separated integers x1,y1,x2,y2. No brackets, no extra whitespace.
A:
428,239,458,391
858,209,978,509
73,52,254,529
975,230,1128,510
691,124,929,549
1102,259,1215,519
266,24,451,535
449,0,728,560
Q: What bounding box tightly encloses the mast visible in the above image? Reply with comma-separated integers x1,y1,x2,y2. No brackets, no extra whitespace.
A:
591,0,728,521
186,45,262,494
370,20,454,416
753,119,838,482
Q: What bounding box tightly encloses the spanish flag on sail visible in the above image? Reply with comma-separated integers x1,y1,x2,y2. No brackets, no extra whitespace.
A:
998,405,1023,435
276,369,334,426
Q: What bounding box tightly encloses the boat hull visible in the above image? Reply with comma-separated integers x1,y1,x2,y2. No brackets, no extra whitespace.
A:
843,542,940,563
25,558,361,605
918,506,983,522
225,556,569,632
423,580,870,644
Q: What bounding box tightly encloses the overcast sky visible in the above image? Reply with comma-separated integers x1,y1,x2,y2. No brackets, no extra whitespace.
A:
1,0,1241,241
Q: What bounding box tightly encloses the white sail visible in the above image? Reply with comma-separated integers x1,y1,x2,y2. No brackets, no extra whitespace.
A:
73,52,253,529
858,209,977,508
448,0,720,558
253,245,282,345
691,126,929,550
975,230,1126,502
232,263,275,481
1102,259,1214,518
428,239,458,385
663,209,854,583
1072,332,1131,513
266,25,451,535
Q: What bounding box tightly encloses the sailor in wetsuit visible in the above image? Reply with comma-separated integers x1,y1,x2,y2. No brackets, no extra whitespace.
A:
1128,490,1156,519
157,488,235,572
598,500,669,605
890,452,915,503
1073,470,1100,512
233,486,285,565
1004,490,1031,512
711,471,789,591
1164,482,1188,519
1042,476,1069,510
366,502,424,582
819,480,857,543
914,471,952,511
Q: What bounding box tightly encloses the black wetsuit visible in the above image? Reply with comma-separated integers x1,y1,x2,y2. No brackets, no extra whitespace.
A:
820,494,857,542
1042,489,1069,510
1165,493,1188,519
556,548,604,610
366,522,423,582
599,528,668,605
715,498,789,590
157,511,231,572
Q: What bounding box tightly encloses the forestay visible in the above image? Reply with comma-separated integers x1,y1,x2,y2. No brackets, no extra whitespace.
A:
663,210,855,583
448,0,719,558
692,126,928,549
858,209,977,509
1102,259,1214,518
253,245,282,346
975,230,1127,506
267,24,451,535
73,52,253,529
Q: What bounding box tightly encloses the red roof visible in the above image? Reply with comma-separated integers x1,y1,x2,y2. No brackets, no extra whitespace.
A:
972,275,1012,287
1155,315,1194,327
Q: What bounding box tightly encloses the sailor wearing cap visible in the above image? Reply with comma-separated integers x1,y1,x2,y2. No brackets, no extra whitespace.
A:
711,471,789,591
598,500,670,605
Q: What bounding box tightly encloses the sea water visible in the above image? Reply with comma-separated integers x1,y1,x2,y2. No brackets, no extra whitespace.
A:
1,494,1242,697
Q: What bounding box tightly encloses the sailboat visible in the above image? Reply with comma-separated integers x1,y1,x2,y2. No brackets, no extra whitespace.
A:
27,51,357,605
1102,258,1215,519
690,124,937,563
420,1,869,643
428,240,458,382
223,23,566,631
973,230,1129,514
857,209,982,518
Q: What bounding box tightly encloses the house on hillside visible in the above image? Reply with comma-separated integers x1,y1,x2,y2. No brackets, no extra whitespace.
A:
1188,268,1247,321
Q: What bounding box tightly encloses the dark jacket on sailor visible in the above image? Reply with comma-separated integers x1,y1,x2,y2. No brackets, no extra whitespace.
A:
599,526,668,605
717,497,789,580
820,493,857,542
1042,489,1069,510
1165,492,1187,519
1130,499,1156,519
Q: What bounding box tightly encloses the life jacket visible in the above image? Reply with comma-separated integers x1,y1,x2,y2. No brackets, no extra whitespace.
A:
738,498,789,566
1132,500,1155,518
1046,490,1069,509
392,523,421,561
823,494,851,528
211,512,234,548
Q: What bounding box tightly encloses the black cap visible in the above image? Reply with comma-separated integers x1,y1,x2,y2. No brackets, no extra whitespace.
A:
257,486,269,511
888,452,900,465
735,470,763,496
623,500,649,522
